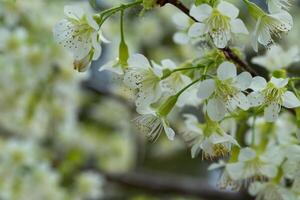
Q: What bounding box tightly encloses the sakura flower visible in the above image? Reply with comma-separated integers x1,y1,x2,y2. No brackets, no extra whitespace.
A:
160,59,192,95
246,1,293,51
208,160,243,191
197,61,252,121
249,182,296,200
134,95,178,141
124,54,163,113
248,76,300,122
188,1,248,48
266,0,293,13
226,147,283,182
182,114,239,159
53,5,108,71
252,45,299,71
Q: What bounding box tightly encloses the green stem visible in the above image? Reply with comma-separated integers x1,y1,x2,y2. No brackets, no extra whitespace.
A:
172,65,205,73
176,77,202,97
120,10,125,42
251,115,256,147
98,0,142,26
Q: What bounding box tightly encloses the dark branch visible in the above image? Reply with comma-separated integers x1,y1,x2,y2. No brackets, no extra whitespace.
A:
157,0,258,76
100,170,252,200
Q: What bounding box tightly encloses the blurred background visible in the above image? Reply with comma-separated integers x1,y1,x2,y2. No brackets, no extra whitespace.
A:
0,0,299,200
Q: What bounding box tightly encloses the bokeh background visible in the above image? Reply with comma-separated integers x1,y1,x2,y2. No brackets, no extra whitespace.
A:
0,0,299,199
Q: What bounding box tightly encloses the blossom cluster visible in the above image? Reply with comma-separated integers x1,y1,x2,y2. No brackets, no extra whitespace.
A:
38,0,300,199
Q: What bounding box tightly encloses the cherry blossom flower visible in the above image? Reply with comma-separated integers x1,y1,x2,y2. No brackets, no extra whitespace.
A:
188,1,248,48
248,76,300,122
123,54,163,113
182,114,239,159
197,61,252,121
53,5,108,71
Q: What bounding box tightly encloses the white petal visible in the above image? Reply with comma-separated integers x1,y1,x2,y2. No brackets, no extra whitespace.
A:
188,23,208,37
99,59,124,75
190,4,212,21
264,102,280,122
260,164,278,178
282,91,300,108
162,120,175,141
233,92,249,110
217,61,237,80
197,79,215,99
217,1,239,19
234,72,252,90
238,147,256,161
207,98,226,121
226,163,245,180
173,32,189,44
248,91,264,107
128,54,150,69
91,32,101,60
269,11,293,32
270,77,289,88
230,18,249,34
161,59,176,70
64,5,84,19
249,76,267,91
211,29,231,48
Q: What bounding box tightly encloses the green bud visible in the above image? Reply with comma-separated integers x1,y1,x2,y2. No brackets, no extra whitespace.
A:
119,41,129,67
157,95,178,117
161,69,172,79
272,69,287,78
142,0,157,10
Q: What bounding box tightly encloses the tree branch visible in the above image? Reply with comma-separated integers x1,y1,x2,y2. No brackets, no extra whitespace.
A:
100,170,252,200
157,0,258,76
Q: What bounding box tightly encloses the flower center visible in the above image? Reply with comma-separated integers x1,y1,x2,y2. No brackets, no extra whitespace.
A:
205,10,231,33
263,83,286,105
214,79,238,101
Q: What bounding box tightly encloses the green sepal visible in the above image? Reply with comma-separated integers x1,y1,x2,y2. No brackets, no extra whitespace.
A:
119,40,129,67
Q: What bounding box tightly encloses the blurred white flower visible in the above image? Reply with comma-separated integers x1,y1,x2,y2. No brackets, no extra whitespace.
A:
252,45,300,71
266,0,293,13
75,172,104,199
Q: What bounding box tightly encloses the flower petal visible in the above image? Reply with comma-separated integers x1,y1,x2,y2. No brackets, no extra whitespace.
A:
264,102,280,122
64,5,84,19
207,98,226,121
230,18,249,34
270,77,289,88
188,23,208,37
217,1,239,19
282,91,300,108
234,72,252,90
173,32,189,44
197,79,215,99
190,4,212,21
233,92,249,110
249,76,267,91
128,54,150,69
238,147,256,161
217,61,237,80
248,91,264,107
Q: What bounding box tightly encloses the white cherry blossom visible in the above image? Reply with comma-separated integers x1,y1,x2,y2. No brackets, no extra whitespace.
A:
188,1,248,48
251,11,293,52
226,147,282,182
124,54,163,113
53,5,108,71
252,45,299,71
197,61,252,121
248,76,300,122
182,114,239,159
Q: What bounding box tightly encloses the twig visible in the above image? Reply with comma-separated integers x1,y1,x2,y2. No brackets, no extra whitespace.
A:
157,0,258,76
